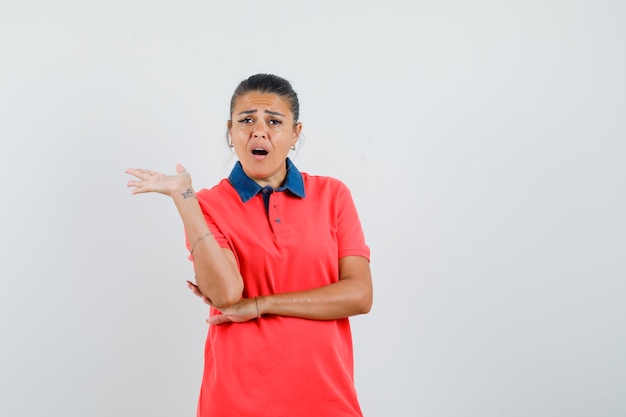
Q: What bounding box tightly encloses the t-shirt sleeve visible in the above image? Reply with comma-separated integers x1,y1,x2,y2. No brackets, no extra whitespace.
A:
185,190,232,262
336,182,370,261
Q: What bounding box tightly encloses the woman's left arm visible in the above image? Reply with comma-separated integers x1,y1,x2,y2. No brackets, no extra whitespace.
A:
260,255,373,319
194,255,372,325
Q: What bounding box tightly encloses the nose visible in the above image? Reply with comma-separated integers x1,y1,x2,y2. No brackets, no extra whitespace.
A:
252,121,268,139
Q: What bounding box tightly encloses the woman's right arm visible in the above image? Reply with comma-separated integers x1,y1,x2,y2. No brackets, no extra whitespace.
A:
126,164,243,307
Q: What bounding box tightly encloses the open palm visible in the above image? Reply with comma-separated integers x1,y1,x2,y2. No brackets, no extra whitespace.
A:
125,163,191,197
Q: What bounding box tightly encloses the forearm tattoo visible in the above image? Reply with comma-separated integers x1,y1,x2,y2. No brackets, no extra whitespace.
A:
181,189,195,199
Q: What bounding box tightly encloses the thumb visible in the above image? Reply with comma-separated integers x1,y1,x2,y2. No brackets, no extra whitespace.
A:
206,314,231,326
176,163,187,174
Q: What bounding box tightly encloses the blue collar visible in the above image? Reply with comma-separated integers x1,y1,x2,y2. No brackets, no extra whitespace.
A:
228,158,306,203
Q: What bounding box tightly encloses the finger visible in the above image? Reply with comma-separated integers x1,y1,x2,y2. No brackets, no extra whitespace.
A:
176,163,187,174
186,280,202,295
206,314,231,325
127,180,149,195
125,169,140,181
126,180,143,187
187,281,213,305
125,168,146,179
126,168,156,181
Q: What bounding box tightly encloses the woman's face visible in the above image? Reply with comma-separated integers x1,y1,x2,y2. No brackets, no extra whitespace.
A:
228,92,302,188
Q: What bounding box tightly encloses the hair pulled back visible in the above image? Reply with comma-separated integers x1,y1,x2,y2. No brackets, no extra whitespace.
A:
229,74,300,123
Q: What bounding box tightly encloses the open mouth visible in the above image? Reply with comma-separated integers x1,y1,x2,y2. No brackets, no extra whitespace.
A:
252,148,269,156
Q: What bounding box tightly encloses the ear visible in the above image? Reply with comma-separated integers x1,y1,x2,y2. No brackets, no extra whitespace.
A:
292,122,303,146
227,120,232,131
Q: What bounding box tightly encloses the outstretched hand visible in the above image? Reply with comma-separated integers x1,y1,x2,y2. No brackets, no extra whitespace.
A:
125,164,191,197
186,280,259,325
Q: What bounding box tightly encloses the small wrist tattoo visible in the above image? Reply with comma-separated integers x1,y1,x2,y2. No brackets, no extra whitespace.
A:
182,189,194,199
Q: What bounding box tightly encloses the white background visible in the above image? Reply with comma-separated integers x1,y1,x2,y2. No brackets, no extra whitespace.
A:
1,1,625,416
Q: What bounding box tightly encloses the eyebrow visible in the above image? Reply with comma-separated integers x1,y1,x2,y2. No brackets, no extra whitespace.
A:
237,109,286,117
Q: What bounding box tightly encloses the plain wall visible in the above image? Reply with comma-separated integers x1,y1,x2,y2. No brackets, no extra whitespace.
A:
1,1,624,416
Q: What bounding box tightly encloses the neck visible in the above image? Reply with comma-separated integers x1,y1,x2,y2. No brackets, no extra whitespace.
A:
249,169,287,190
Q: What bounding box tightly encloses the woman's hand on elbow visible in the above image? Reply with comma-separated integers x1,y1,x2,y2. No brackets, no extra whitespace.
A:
187,281,254,325
206,297,259,325
189,279,242,309
187,280,213,305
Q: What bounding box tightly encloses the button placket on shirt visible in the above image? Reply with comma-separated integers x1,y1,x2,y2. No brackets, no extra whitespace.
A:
268,193,289,240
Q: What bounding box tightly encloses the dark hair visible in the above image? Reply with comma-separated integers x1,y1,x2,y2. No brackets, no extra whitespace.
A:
229,74,300,122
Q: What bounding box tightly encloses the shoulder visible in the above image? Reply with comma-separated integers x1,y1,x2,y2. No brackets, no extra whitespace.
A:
300,173,357,209
196,178,235,204
301,172,350,194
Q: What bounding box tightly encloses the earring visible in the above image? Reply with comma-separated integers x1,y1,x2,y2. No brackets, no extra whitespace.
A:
290,145,296,151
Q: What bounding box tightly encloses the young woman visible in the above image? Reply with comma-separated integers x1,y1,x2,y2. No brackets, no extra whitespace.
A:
126,74,372,417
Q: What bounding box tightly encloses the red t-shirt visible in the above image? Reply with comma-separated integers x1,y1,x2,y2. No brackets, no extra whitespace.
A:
193,166,370,417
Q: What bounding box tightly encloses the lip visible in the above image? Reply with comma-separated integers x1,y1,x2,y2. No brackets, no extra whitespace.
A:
249,145,269,161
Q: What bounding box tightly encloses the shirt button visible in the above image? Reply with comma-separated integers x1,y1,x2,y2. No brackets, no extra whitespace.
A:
275,218,281,223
